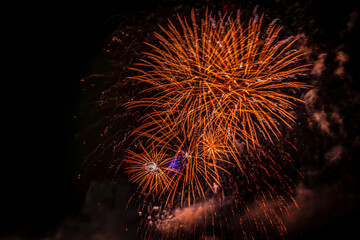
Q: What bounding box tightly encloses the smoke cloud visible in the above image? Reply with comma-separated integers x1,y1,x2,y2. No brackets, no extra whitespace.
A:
155,198,222,232
50,180,139,240
312,110,331,135
284,182,359,238
311,53,327,77
334,50,349,76
324,145,343,163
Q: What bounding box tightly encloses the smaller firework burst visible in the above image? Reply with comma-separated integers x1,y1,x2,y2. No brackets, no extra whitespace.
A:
124,142,174,195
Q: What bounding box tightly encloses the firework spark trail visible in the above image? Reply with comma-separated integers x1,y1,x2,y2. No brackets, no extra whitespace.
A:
123,7,310,239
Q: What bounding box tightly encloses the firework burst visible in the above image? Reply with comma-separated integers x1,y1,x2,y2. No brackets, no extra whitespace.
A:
127,8,310,150
124,142,174,195
124,7,310,239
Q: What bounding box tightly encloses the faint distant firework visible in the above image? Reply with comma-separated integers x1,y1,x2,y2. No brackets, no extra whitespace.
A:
124,7,310,239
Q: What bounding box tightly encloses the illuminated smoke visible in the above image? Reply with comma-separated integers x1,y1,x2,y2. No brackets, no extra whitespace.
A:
334,50,349,76
155,198,218,232
311,53,327,77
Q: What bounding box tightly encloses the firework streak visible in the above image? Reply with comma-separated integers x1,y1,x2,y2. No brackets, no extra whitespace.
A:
124,8,310,239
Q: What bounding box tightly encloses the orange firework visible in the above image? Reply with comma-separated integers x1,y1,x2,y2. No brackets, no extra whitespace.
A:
128,125,231,206
166,129,233,206
124,142,174,195
125,8,310,208
127,8,310,153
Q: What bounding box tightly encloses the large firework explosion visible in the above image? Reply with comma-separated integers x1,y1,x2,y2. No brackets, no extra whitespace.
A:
122,7,311,239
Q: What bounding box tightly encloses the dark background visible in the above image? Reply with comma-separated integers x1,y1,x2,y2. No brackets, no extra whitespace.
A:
4,0,359,239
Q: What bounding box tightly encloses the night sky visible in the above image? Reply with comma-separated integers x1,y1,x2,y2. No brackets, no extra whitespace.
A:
4,0,359,239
